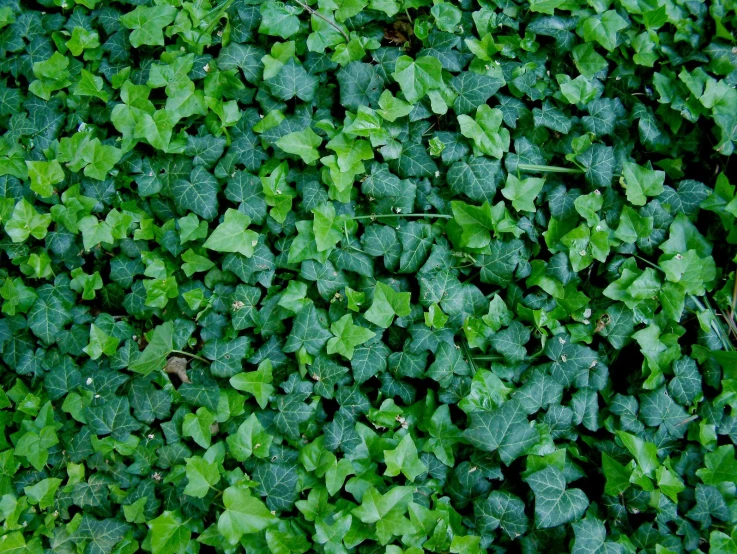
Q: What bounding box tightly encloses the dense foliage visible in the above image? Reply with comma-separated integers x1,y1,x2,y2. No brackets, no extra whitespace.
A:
1,0,737,552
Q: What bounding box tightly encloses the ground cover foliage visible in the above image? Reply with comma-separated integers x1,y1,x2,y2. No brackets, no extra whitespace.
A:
2,0,737,552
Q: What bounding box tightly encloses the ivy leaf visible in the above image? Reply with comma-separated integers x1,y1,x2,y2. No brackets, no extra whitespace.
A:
581,10,628,51
230,360,275,409
621,161,666,206
184,456,220,498
26,160,64,197
490,321,530,363
227,413,273,461
526,466,589,529
364,282,412,328
327,314,376,360
451,200,494,248
86,397,143,442
697,445,737,485
276,127,322,164
147,511,191,554
392,55,443,103
218,486,279,545
502,174,546,212
204,209,260,258
120,5,177,47
458,105,511,159
260,2,301,39
464,399,538,465
383,434,427,481
130,322,173,376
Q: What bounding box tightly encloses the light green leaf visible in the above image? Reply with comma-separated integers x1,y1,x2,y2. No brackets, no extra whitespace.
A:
327,314,376,360
230,360,275,409
218,486,279,545
148,511,191,554
204,208,260,258
392,55,444,104
184,456,221,498
384,434,427,481
621,161,666,206
502,174,546,212
26,160,64,197
129,322,173,375
364,281,411,328
276,127,322,164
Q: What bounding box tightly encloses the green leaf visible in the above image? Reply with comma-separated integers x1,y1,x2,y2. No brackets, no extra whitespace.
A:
352,485,414,523
227,413,273,461
502,174,546,212
24,477,62,509
383,434,427,481
526,466,589,529
464,399,538,465
617,430,659,477
204,209,260,258
327,314,376,360
614,205,654,243
377,90,413,122
66,27,100,56
218,486,279,545
184,456,220,498
26,160,64,197
182,407,216,449
260,2,301,39
148,511,191,554
621,161,666,206
458,105,511,159
581,10,628,51
16,426,58,471
120,5,177,47
276,127,322,164
697,445,737,485
230,360,275,409
364,281,411,328
4,199,52,243
130,322,173,375
602,453,632,496
392,56,444,104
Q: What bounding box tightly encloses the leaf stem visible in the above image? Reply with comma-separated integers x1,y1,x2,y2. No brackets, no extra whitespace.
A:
471,355,505,361
350,213,452,220
292,0,349,41
517,163,583,174
461,339,478,375
171,350,210,364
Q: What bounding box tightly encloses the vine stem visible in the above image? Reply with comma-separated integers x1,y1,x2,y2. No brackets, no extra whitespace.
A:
517,163,583,174
292,0,349,41
350,213,452,220
171,350,210,364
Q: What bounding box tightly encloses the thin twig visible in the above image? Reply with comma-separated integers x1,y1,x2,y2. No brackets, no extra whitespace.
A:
350,213,452,220
171,349,210,364
292,0,349,41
